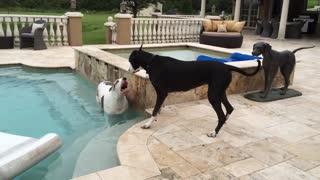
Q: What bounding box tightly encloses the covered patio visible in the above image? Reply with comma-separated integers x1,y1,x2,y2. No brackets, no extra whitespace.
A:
199,0,320,39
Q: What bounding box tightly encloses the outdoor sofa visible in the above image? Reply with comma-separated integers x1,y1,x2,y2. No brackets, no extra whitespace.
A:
200,20,246,48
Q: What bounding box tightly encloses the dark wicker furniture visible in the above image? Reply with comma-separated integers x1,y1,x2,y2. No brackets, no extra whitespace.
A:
20,20,47,50
0,37,14,49
200,32,243,48
285,21,305,39
260,20,272,37
270,20,280,39
255,19,263,35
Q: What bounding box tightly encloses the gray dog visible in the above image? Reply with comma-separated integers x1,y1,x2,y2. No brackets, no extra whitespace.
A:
252,42,314,98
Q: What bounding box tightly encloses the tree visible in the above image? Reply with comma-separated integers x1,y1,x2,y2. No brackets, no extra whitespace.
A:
181,0,193,14
123,0,160,17
212,0,232,14
0,0,18,13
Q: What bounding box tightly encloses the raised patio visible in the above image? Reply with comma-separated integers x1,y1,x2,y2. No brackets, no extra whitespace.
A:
1,31,320,179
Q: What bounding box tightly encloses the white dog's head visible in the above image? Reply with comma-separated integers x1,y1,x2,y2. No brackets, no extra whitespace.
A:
109,77,129,95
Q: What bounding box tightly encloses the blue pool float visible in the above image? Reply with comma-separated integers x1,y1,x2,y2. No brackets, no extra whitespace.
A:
197,52,262,63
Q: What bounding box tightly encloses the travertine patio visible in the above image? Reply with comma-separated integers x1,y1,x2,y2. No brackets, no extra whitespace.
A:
1,32,320,180
72,32,320,180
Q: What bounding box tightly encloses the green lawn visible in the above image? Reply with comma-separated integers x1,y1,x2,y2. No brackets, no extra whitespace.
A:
0,9,115,45
82,12,114,45
308,0,319,8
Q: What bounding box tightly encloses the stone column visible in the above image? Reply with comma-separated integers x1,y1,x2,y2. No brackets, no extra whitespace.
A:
115,13,132,45
104,16,116,44
234,0,241,21
65,12,83,46
278,0,290,39
200,0,206,18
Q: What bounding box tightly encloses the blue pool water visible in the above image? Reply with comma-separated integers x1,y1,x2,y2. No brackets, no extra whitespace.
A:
105,47,228,61
0,66,146,180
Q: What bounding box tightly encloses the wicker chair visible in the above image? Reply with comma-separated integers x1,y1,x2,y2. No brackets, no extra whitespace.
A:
270,20,280,39
255,19,263,35
285,21,305,39
260,20,272,37
20,20,47,50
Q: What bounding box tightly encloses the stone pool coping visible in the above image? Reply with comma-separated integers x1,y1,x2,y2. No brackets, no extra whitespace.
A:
71,117,161,180
0,47,76,69
74,42,262,80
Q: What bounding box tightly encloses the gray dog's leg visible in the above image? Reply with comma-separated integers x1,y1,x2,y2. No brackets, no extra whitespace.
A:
260,69,269,94
280,65,294,95
261,68,278,98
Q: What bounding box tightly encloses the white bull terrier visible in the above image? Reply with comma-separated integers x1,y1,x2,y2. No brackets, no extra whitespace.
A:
96,77,129,115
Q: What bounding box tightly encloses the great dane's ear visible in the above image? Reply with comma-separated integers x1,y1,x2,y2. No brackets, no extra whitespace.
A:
265,43,272,50
139,43,143,51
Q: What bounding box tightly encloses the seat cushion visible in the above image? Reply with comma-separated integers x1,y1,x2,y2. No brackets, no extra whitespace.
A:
31,23,44,34
217,24,227,32
21,33,34,38
202,32,242,37
231,21,246,32
203,19,213,32
212,20,223,31
224,20,236,32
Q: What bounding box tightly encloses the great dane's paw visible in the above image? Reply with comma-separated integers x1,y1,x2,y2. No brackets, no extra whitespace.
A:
141,124,151,129
207,132,217,138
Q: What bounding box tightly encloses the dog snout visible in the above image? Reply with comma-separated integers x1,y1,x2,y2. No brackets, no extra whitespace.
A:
252,51,259,56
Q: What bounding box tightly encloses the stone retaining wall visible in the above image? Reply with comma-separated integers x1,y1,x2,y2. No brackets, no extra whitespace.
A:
75,45,291,109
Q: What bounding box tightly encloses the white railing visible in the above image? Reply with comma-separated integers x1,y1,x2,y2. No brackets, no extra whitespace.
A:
131,18,203,44
0,14,68,47
155,14,201,19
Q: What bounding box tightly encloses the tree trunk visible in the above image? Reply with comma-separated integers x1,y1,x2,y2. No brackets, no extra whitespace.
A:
133,8,138,18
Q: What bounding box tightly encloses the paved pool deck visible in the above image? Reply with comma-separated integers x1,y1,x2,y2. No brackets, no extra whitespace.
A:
0,46,75,69
1,33,320,180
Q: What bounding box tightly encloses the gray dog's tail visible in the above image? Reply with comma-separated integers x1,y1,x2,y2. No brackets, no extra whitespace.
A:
292,46,315,54
228,60,261,76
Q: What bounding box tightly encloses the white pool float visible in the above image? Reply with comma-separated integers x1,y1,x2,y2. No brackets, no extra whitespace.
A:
0,132,62,179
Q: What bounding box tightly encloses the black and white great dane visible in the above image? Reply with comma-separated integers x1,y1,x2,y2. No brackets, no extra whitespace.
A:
128,45,261,137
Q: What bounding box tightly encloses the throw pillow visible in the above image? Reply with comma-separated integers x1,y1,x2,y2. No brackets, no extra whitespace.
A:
202,19,213,32
224,20,236,32
31,23,45,35
211,20,223,32
231,21,246,32
217,24,227,32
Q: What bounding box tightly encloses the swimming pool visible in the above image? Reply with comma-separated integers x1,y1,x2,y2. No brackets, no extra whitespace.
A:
0,66,146,179
104,46,228,61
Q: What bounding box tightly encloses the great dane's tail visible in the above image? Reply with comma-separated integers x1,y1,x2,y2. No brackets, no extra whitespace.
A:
292,46,315,54
228,60,261,76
